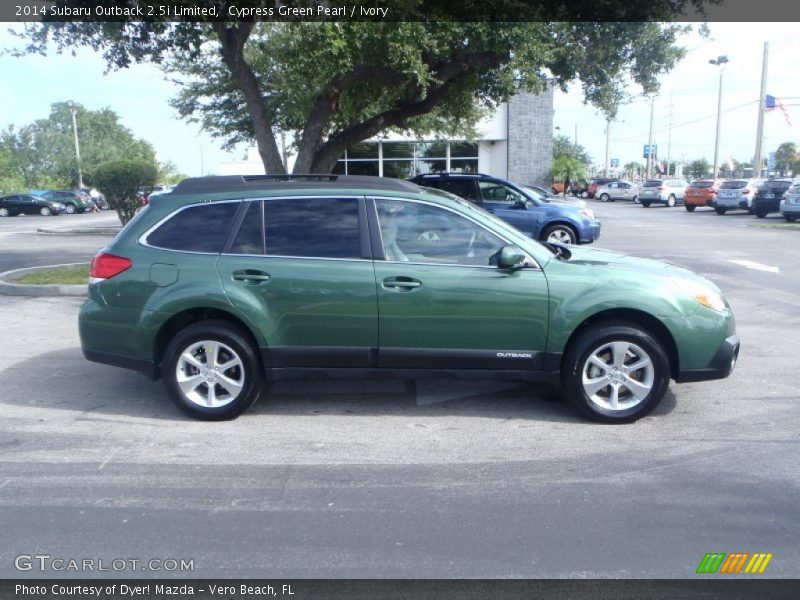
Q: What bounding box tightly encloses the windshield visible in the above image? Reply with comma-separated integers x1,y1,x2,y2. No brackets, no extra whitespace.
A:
690,181,714,188
720,180,747,189
520,186,548,201
762,180,792,189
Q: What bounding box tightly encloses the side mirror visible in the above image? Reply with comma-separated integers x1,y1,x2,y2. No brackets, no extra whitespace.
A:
513,199,527,210
497,245,528,270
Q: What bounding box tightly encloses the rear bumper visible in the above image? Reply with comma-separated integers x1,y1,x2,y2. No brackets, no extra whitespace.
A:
676,335,740,383
754,197,781,212
82,347,158,379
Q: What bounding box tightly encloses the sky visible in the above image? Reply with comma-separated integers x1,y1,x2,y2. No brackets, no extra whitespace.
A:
1,22,799,176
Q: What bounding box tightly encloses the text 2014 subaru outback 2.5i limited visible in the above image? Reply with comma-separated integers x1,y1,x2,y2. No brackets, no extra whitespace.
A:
80,175,739,423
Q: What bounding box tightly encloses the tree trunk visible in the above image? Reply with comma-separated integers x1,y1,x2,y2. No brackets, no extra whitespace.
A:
213,24,285,174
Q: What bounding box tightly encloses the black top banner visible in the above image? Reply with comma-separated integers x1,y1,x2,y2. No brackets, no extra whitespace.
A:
3,0,800,22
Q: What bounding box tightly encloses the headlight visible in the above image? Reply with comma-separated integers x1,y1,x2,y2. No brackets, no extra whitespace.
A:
670,277,727,312
580,209,596,220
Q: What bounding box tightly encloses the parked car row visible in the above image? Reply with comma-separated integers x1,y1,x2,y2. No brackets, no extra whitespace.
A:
684,177,799,221
0,188,108,217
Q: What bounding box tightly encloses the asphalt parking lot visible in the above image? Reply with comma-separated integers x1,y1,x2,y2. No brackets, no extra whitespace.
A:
0,202,798,578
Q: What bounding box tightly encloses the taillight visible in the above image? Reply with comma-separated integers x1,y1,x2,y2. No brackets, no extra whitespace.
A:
90,253,132,281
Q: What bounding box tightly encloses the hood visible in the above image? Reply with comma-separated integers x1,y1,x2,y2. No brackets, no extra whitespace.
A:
551,245,718,288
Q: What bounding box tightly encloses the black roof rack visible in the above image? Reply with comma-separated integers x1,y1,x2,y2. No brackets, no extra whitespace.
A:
172,174,421,195
411,172,495,180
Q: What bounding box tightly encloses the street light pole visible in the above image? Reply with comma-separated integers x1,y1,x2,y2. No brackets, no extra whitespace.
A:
67,101,83,189
753,43,769,178
646,95,655,179
709,55,729,179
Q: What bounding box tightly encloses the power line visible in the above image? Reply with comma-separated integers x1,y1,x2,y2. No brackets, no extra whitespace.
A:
611,99,759,143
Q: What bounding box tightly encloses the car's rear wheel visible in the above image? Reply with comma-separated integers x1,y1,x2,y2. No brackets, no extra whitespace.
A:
641,201,651,208
40,206,51,216
581,191,589,199
755,209,767,219
667,194,676,207
0,207,8,217
64,203,76,214
599,193,610,202
785,216,797,222
542,224,577,245
162,320,265,420
562,321,670,423
715,207,727,215
685,204,696,212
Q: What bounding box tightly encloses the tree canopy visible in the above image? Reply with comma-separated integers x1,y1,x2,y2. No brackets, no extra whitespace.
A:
775,142,797,176
93,159,157,225
553,135,592,167
16,5,703,174
0,102,156,189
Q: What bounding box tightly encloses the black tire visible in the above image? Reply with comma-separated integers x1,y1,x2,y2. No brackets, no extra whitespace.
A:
599,193,610,203
40,206,51,216
541,223,577,245
785,216,797,223
667,194,676,207
162,320,265,420
755,210,767,219
641,201,651,208
64,203,76,214
715,207,727,215
685,204,696,212
562,321,671,423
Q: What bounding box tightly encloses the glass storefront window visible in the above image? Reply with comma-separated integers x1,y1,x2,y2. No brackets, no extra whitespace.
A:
415,159,447,175
381,142,415,159
345,161,380,176
416,141,447,159
382,161,414,179
450,142,478,158
347,142,379,159
449,159,478,173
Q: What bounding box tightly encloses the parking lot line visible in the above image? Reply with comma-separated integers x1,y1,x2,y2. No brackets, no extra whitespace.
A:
725,259,780,273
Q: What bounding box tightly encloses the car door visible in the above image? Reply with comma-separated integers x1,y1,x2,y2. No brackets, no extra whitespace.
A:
18,195,37,215
369,196,549,371
4,195,21,214
476,180,540,237
216,197,379,369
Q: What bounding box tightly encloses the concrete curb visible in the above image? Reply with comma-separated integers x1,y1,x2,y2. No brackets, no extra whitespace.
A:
0,263,89,297
36,227,120,236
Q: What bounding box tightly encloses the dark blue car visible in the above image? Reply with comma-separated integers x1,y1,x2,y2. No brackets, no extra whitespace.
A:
410,173,601,245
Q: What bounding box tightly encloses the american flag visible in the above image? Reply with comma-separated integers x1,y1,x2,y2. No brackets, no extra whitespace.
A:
766,94,792,127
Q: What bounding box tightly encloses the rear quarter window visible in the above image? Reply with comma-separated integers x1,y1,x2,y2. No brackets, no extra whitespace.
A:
145,202,239,253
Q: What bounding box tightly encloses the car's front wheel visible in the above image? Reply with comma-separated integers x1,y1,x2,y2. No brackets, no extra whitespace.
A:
715,207,727,215
64,203,76,214
685,204,696,212
666,194,676,207
542,224,577,245
641,201,651,208
755,210,767,219
40,206,51,216
562,321,670,423
162,321,265,420
599,193,610,202
0,207,9,217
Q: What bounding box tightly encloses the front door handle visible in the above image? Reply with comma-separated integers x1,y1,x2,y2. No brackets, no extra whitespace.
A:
232,269,271,284
382,277,422,291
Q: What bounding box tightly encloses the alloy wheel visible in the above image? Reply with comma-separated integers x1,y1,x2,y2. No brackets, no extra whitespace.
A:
546,227,574,244
175,340,245,408
581,341,655,411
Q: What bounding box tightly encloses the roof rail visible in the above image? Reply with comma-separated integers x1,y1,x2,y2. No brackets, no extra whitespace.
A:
172,174,421,195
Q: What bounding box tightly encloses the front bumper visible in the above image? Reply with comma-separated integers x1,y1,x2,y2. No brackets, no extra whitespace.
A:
578,220,601,244
676,335,740,383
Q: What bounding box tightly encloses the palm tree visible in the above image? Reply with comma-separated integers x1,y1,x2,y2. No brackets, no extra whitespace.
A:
550,155,587,197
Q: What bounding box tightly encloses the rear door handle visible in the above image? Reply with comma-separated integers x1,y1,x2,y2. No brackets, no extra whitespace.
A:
382,277,422,291
232,269,271,284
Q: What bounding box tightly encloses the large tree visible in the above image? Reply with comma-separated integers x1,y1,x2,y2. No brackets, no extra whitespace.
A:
775,142,797,177
553,135,592,167
1,102,156,188
16,3,705,174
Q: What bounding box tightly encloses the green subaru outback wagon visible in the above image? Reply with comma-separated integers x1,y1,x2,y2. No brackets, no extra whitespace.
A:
80,175,739,423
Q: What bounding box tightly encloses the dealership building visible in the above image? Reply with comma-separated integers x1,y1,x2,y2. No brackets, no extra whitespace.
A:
219,89,554,185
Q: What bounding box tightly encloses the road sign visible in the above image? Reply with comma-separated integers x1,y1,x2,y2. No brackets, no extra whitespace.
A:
643,144,658,159
610,158,619,168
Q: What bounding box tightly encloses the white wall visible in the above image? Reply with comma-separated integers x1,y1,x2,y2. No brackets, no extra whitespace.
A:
478,141,508,178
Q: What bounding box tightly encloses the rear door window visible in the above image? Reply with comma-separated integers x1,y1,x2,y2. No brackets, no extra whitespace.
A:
264,197,361,259
146,202,239,253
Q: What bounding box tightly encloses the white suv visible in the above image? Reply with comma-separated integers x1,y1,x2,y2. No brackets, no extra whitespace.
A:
638,179,688,208
714,179,766,214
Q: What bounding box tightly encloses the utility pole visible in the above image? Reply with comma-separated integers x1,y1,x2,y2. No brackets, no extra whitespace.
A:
604,118,611,177
709,55,729,179
574,123,578,147
753,42,769,178
666,93,673,176
67,101,83,188
646,95,655,179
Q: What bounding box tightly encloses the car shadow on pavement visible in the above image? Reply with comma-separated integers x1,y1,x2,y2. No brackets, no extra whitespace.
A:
1,348,676,423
